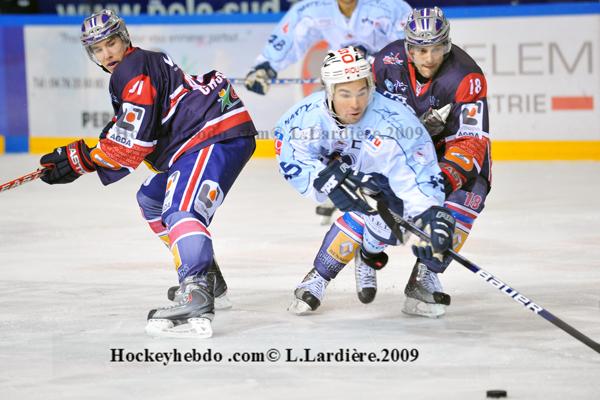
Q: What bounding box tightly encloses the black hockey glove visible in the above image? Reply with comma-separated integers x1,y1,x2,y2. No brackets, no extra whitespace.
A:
313,160,374,214
313,160,404,217
419,104,452,137
244,62,277,95
40,139,96,184
411,206,456,262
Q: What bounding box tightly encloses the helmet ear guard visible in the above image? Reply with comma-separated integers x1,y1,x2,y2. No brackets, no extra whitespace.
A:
320,46,374,119
80,9,131,67
404,7,451,56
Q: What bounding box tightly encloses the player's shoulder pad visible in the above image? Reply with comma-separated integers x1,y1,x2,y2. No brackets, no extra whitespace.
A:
290,0,329,16
110,48,158,106
443,45,488,103
278,91,326,127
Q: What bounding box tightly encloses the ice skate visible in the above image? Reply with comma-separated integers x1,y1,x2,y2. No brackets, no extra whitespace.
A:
167,260,231,310
316,199,337,225
288,268,329,315
402,261,451,318
147,275,215,338
355,251,377,304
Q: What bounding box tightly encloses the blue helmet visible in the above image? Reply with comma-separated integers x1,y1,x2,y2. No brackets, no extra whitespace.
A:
80,9,130,65
404,7,451,54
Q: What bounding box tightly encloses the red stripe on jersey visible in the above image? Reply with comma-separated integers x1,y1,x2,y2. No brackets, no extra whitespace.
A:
407,62,432,97
171,109,252,164
180,146,212,211
455,73,487,103
122,74,157,105
168,218,211,246
148,218,166,234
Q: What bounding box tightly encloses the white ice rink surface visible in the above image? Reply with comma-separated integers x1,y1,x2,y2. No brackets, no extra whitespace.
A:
0,155,599,399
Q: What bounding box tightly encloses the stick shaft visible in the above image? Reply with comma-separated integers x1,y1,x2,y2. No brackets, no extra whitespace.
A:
376,201,600,354
229,77,319,85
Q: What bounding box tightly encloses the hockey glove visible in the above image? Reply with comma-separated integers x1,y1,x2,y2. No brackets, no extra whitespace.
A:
411,206,455,262
419,104,452,137
40,139,96,184
313,160,375,215
244,62,277,95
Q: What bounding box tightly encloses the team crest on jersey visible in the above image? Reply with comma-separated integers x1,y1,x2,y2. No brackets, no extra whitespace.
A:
383,52,404,66
457,101,485,138
162,171,180,213
193,180,224,221
108,102,145,148
218,84,241,112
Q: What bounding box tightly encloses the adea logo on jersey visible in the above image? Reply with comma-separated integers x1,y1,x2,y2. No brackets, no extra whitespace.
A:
457,101,485,138
162,171,180,213
193,180,223,221
109,102,146,148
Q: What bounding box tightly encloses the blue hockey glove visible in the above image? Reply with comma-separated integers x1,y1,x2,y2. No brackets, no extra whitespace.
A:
411,206,456,262
244,62,277,95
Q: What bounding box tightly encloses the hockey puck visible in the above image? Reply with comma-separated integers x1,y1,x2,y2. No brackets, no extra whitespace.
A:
486,390,507,398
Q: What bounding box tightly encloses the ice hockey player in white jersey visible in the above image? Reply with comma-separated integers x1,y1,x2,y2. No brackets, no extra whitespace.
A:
275,46,455,315
244,0,412,95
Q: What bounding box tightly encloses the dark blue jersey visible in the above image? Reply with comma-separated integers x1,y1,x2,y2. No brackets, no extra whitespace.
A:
373,41,491,193
91,47,257,185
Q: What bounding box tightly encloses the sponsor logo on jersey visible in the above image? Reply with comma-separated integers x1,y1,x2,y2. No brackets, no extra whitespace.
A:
364,129,382,152
162,171,180,213
108,103,145,148
274,129,284,155
193,180,224,221
218,84,241,112
327,232,358,264
457,101,484,138
383,52,404,66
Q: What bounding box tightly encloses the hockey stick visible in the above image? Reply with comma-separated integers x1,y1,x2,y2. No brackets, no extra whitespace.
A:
229,77,319,85
0,168,47,193
374,199,600,354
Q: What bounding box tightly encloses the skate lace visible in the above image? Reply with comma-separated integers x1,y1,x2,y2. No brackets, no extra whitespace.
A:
356,263,376,288
300,271,328,301
417,265,442,293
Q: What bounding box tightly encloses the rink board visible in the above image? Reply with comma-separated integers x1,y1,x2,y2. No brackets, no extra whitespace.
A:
0,3,599,159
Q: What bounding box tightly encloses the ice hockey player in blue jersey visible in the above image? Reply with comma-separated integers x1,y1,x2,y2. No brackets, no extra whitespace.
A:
372,7,492,318
38,10,258,338
275,46,456,315
244,0,412,96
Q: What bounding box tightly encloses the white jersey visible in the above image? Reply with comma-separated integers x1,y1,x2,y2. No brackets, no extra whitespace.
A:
256,0,412,72
275,91,445,219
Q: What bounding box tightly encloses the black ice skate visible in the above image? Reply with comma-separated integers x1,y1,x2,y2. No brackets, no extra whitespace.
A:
355,251,377,304
288,268,329,315
167,259,231,310
402,261,451,318
147,274,215,338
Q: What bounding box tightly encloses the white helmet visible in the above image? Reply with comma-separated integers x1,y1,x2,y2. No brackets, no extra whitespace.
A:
404,7,451,55
320,46,374,116
80,9,131,67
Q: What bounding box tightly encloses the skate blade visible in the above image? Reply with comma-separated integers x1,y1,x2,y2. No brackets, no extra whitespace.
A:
402,297,446,318
145,317,213,338
288,298,313,316
215,293,232,310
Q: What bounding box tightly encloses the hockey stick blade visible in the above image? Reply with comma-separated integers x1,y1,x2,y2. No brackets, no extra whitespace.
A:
376,200,600,354
0,168,47,193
